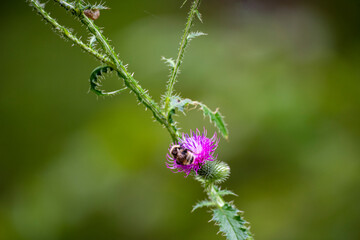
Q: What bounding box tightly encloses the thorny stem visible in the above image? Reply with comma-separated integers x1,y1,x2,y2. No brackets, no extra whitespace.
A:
30,0,180,142
163,0,201,113
53,0,121,68
30,0,110,64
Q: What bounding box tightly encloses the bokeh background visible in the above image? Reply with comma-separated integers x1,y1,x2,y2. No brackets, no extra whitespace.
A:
1,0,359,239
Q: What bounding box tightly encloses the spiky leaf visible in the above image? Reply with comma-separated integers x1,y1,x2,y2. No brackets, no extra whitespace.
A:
192,200,215,212
212,204,253,240
211,185,238,197
90,4,109,10
187,31,207,41
195,9,203,22
198,103,228,139
166,98,228,139
217,189,237,197
162,57,176,70
169,96,192,113
89,34,96,47
167,96,192,124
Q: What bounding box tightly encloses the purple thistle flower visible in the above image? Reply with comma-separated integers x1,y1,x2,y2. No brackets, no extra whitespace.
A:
166,129,219,177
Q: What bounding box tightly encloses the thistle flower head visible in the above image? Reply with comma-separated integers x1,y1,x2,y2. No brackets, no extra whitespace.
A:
166,129,219,176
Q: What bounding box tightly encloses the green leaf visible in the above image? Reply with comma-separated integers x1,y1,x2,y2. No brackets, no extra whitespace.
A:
187,31,207,41
197,103,228,139
90,4,110,10
90,66,126,96
192,200,215,212
161,57,176,70
194,9,203,23
218,189,238,197
169,96,192,113
213,185,238,197
166,98,228,139
212,204,253,240
167,96,192,124
89,34,96,47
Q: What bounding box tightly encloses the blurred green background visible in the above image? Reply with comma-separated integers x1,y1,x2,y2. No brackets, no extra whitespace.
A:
1,0,360,239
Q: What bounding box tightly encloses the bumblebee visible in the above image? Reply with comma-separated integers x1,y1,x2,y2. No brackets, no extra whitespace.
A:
170,145,195,165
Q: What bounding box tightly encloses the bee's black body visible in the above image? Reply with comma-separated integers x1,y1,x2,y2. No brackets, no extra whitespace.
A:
170,145,195,165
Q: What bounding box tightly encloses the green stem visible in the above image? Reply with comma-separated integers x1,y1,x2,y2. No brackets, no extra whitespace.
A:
206,183,225,208
163,0,201,113
30,0,180,142
52,1,120,67
30,0,110,64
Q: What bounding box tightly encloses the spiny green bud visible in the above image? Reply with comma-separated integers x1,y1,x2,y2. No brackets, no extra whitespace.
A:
195,160,230,184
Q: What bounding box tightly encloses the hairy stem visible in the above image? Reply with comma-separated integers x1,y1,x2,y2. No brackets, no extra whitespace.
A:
206,183,225,207
30,0,180,142
53,0,122,69
30,0,110,63
163,0,201,113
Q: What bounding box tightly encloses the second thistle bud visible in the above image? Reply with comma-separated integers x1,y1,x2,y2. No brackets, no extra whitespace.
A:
196,160,230,184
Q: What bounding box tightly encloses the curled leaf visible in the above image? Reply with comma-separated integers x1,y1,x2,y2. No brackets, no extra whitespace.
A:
90,66,126,96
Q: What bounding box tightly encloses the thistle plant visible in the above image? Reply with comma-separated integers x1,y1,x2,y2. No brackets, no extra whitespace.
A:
28,0,253,239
